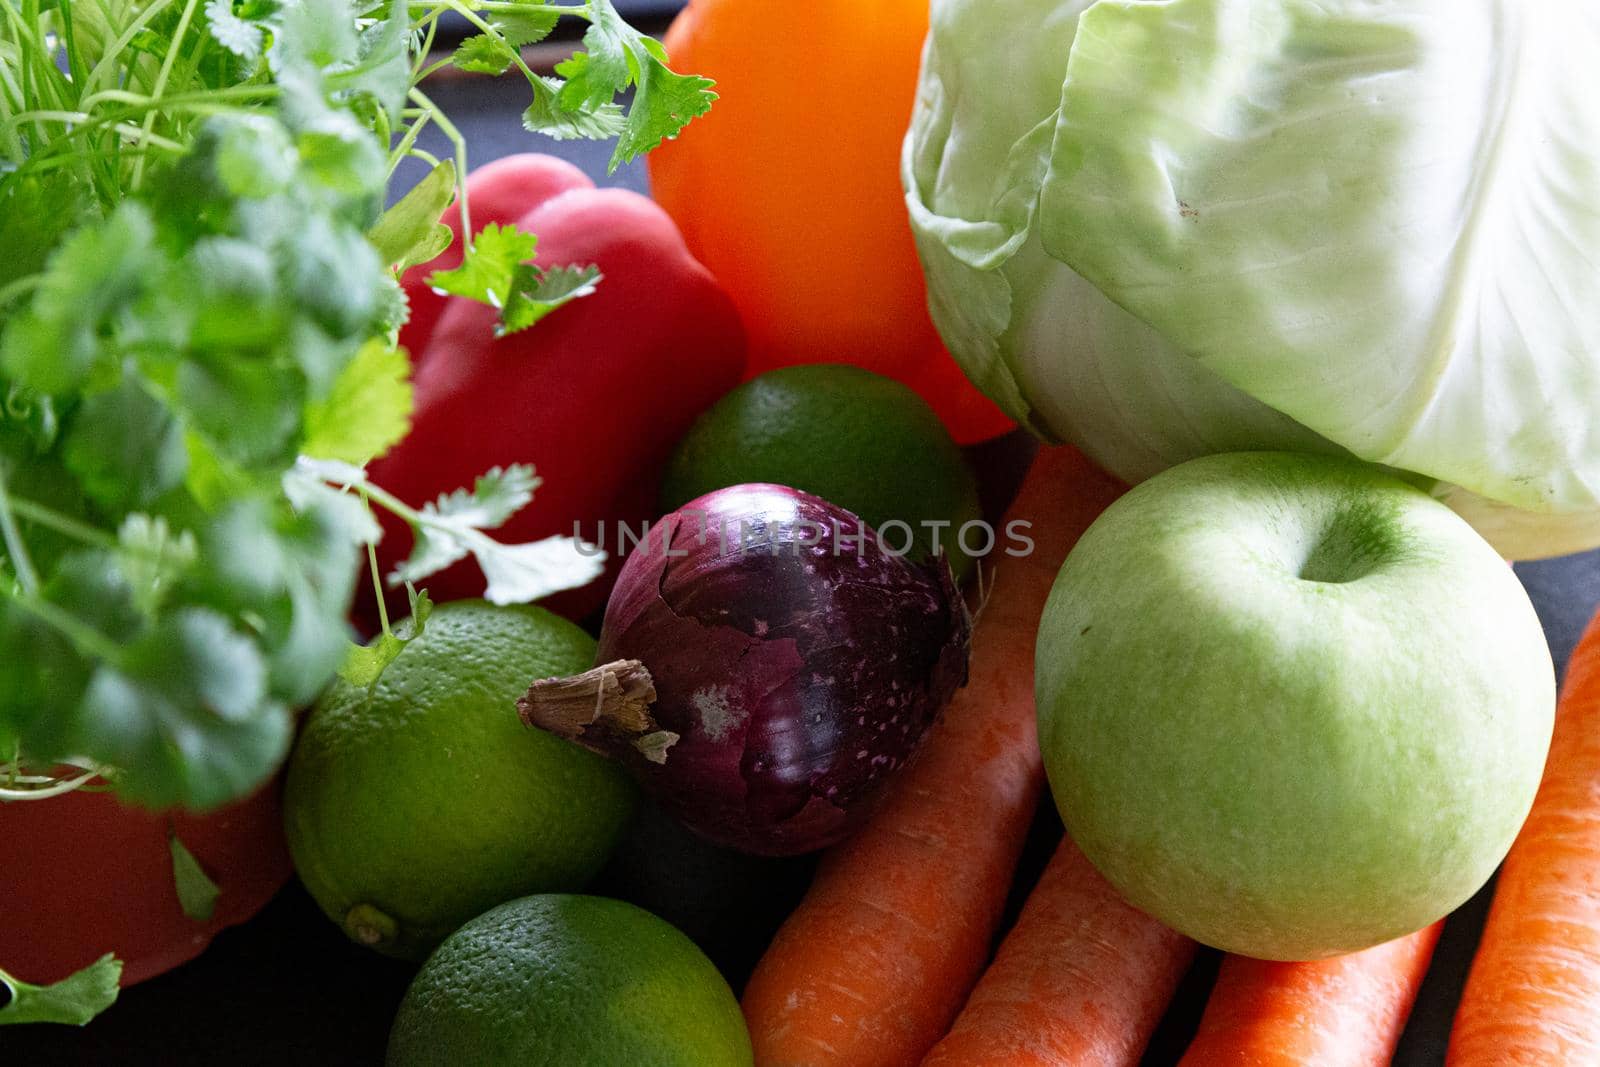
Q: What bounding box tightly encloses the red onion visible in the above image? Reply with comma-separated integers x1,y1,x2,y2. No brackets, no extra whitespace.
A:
519,484,971,855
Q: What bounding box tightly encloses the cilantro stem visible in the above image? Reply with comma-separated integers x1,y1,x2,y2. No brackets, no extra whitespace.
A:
0,15,32,161
404,147,445,170
441,0,546,94
129,0,201,191
81,0,179,92
0,759,107,801
362,491,395,639
8,108,91,125
303,461,516,585
0,86,25,165
1,0,51,152
387,106,436,176
408,86,472,241
5,109,186,152
401,1,589,12
4,594,125,667
1,142,166,180
317,467,418,529
0,465,40,597
55,0,91,90
441,1,502,41
414,55,457,83
79,85,281,113
4,497,118,549
415,9,440,67
418,0,591,15
0,274,43,308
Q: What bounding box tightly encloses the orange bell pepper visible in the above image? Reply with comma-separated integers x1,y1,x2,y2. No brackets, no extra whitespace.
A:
648,0,1012,444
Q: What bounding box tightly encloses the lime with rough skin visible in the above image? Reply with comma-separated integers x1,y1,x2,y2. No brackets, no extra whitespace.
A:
661,364,982,576
387,893,753,1067
283,601,636,960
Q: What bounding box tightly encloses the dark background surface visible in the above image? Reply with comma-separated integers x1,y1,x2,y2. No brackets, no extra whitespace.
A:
10,7,1600,1062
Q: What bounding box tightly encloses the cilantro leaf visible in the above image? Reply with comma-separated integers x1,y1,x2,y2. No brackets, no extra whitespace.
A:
210,116,297,198
76,609,290,810
554,19,632,113
62,378,189,513
385,465,605,603
290,455,369,490
294,115,388,200
428,464,540,530
0,0,710,815
388,466,540,585
340,632,404,688
615,52,717,167
427,223,539,309
0,956,121,1027
372,274,409,338
203,0,268,63
338,586,430,688
300,340,413,465
277,213,386,342
390,524,470,586
501,264,601,335
281,469,381,547
343,0,410,123
389,464,534,584
453,34,518,76
168,830,221,922
180,236,287,349
425,222,600,334
474,535,605,606
176,356,306,468
548,1,715,171
1,205,158,395
182,430,252,513
272,0,359,70
0,170,91,296
496,6,560,47
521,78,626,142
118,514,198,618
206,492,363,709
368,160,456,273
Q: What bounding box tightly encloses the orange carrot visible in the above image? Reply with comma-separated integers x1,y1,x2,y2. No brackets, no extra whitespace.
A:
1448,607,1600,1065
922,838,1196,1066
740,446,1125,1067
1180,923,1442,1067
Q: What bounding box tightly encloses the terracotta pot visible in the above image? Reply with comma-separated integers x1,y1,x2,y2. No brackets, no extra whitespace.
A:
0,780,292,986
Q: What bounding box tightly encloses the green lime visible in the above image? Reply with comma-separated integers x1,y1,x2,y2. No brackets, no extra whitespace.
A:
387,893,753,1067
284,601,636,960
661,364,982,576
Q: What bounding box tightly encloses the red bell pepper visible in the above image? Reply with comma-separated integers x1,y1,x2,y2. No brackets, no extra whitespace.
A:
369,155,747,622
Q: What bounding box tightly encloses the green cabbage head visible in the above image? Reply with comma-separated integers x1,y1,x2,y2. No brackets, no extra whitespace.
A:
904,0,1600,559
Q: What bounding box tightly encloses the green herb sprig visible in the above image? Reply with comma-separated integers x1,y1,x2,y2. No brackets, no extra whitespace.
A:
0,0,712,811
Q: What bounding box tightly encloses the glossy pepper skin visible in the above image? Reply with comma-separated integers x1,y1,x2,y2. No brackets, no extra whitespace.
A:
647,0,1012,445
368,155,747,623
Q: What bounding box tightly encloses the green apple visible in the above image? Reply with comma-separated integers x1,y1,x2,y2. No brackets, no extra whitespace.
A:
1036,451,1554,961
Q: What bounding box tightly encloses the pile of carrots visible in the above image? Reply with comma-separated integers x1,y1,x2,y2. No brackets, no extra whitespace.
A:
740,446,1600,1066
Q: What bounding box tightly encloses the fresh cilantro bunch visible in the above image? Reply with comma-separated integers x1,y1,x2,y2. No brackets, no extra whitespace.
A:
0,0,713,811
